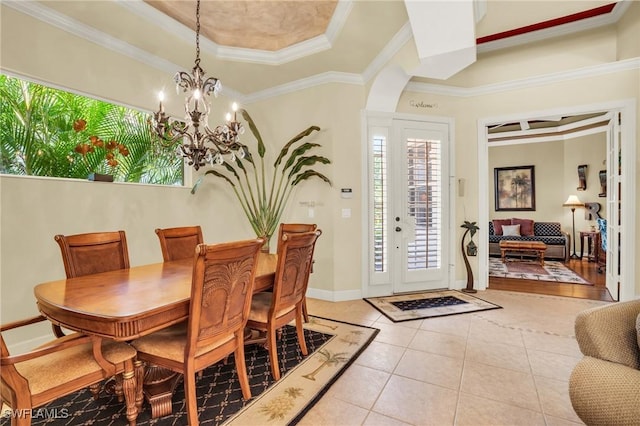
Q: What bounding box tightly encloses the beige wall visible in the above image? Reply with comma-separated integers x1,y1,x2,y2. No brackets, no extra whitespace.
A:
563,133,608,230
617,0,640,60
1,0,639,338
486,134,606,236
489,142,565,223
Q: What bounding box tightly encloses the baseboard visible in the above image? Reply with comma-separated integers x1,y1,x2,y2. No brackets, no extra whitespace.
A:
7,334,51,355
306,287,362,302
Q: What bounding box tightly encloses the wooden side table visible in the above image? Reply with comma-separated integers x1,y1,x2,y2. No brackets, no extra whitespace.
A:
579,230,598,261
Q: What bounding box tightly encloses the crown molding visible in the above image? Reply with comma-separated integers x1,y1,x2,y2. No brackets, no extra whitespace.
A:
362,22,414,83
405,57,640,98
478,0,631,53
117,0,353,66
244,72,364,104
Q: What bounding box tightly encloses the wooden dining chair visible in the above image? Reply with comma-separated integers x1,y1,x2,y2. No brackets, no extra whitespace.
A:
247,229,321,381
155,226,204,262
1,315,142,426
131,238,264,425
52,231,130,338
276,223,317,322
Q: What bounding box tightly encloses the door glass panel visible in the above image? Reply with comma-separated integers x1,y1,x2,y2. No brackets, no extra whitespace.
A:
407,138,441,270
372,135,387,273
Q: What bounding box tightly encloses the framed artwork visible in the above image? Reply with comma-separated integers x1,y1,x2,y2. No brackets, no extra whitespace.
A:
494,165,536,211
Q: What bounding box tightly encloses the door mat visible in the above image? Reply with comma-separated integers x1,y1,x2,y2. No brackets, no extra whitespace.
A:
3,317,378,426
489,257,591,285
364,290,502,323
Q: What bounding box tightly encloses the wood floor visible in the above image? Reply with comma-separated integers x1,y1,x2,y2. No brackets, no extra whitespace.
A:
488,256,613,302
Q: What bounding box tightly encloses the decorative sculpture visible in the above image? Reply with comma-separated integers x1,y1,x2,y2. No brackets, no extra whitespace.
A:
577,164,587,191
599,170,607,197
584,202,601,220
460,221,479,293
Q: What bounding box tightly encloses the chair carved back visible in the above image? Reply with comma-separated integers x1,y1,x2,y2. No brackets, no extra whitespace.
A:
186,239,263,357
277,223,318,274
155,226,204,262
54,231,130,278
276,223,317,253
272,230,321,315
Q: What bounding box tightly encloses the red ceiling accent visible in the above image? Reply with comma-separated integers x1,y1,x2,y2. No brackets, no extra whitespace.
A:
476,3,617,44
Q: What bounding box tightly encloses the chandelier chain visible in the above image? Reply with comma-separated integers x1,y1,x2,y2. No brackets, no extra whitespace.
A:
150,0,244,170
195,0,201,67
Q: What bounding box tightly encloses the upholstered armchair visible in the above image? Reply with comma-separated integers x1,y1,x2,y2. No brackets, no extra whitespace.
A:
569,299,640,425
1,316,142,426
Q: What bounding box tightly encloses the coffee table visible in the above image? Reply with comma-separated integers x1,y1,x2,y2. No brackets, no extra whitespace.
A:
499,240,547,266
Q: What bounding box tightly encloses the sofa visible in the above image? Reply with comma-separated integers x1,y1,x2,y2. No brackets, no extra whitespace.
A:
488,219,569,261
569,299,640,425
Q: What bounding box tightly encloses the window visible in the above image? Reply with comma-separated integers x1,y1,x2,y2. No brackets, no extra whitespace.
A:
372,135,387,273
0,74,183,185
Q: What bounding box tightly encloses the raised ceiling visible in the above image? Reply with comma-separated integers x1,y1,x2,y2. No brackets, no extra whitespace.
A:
3,0,628,97
145,1,339,51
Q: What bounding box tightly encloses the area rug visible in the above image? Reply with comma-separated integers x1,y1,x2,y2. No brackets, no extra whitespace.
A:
2,317,378,426
364,290,502,323
488,257,591,285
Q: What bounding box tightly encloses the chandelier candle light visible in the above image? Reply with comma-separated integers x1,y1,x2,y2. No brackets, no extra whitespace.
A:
151,0,244,170
563,194,585,259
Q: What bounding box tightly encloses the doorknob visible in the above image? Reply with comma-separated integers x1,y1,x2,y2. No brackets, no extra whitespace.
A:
395,226,402,232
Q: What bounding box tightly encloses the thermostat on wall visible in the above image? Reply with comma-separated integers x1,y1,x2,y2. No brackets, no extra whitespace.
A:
341,188,353,199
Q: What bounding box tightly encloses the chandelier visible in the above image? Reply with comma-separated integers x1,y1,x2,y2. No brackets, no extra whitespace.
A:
151,0,244,170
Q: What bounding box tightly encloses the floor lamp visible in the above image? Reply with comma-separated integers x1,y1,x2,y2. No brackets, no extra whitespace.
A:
563,195,584,259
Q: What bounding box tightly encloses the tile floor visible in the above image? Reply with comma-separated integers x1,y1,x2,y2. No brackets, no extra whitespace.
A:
299,289,609,426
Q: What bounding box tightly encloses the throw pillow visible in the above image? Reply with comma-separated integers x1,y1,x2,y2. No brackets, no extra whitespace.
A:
512,218,535,236
502,224,521,236
492,219,512,235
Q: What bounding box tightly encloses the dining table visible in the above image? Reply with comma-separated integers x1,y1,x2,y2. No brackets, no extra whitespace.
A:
34,252,278,418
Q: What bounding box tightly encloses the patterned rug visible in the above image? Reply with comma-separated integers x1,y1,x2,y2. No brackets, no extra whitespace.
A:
364,290,502,323
488,257,591,285
0,317,378,426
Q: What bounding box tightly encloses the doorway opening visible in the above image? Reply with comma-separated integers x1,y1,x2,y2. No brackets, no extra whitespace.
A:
477,100,636,302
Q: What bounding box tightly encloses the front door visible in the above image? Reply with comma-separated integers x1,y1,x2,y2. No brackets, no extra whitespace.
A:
367,115,451,295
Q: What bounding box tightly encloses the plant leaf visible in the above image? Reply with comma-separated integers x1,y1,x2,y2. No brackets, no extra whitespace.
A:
222,161,241,181
291,170,332,186
190,176,204,194
274,126,320,168
282,143,321,170
204,169,235,187
288,155,331,178
240,109,265,158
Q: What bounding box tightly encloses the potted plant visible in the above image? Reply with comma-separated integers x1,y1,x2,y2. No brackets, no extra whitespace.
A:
461,220,479,293
193,109,331,251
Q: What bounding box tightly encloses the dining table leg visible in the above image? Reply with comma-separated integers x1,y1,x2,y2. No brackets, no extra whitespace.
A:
143,364,183,418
